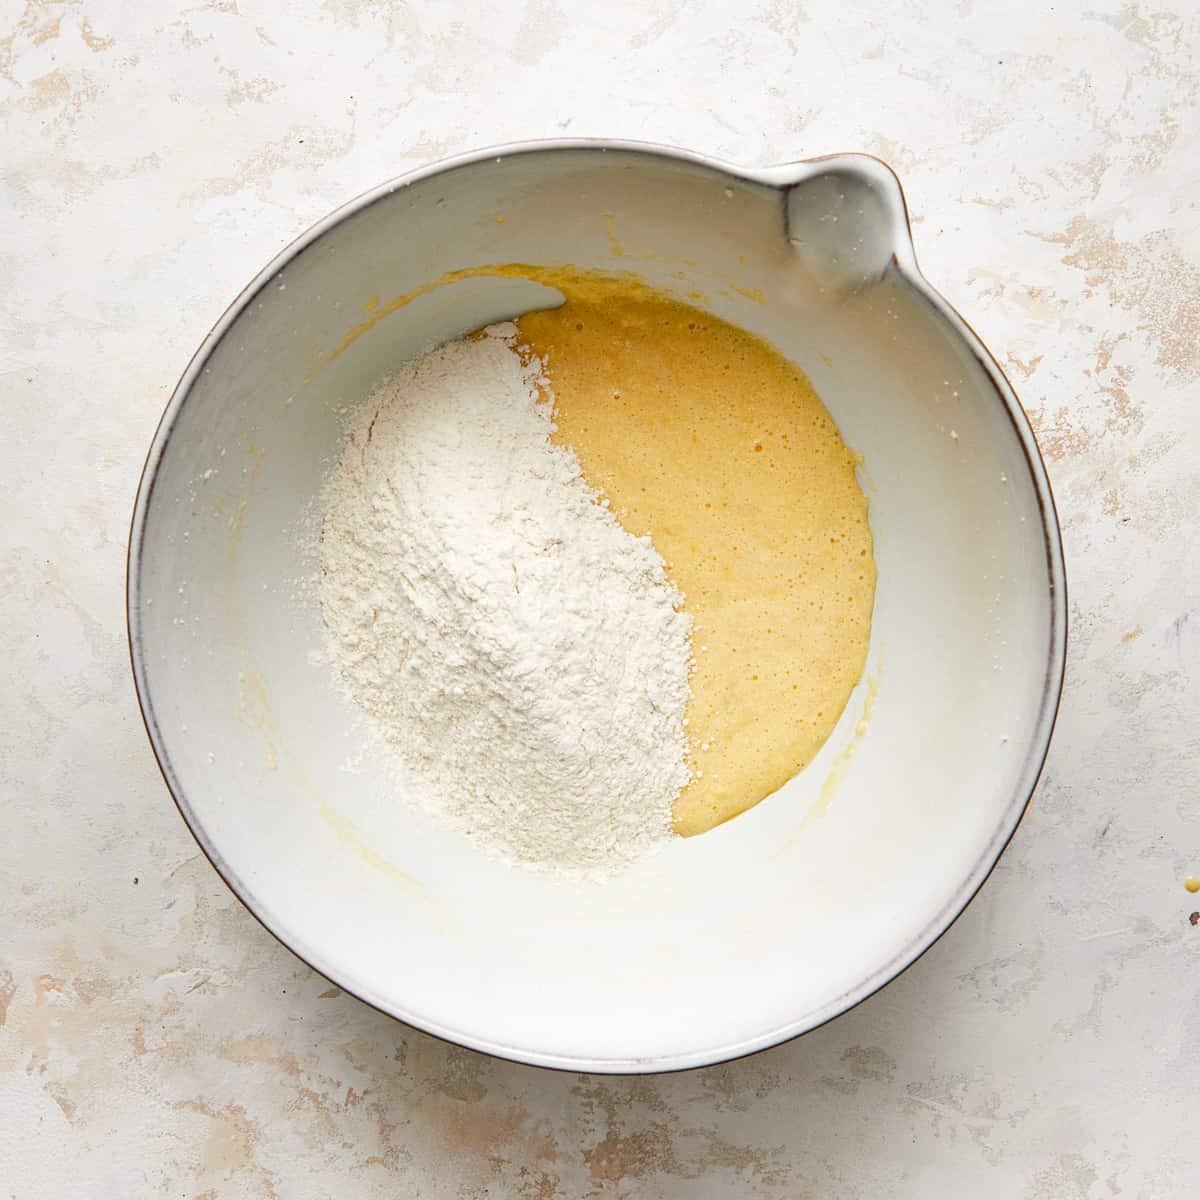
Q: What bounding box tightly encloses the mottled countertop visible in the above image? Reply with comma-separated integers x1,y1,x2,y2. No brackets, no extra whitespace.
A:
3,1,1198,1195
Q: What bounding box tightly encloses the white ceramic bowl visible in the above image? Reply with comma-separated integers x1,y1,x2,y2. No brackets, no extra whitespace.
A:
128,140,1065,1072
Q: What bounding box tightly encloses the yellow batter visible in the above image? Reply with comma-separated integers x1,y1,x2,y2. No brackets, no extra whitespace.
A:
514,272,876,836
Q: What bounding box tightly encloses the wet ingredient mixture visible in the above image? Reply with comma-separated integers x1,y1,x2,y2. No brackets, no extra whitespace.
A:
517,272,875,836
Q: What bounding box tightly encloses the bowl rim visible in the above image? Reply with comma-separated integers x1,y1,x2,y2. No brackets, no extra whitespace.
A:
126,137,1068,1074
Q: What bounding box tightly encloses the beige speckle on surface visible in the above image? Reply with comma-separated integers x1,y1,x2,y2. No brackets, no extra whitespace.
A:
3,0,1199,1195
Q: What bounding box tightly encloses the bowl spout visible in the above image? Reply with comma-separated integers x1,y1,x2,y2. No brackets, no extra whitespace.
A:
763,154,916,294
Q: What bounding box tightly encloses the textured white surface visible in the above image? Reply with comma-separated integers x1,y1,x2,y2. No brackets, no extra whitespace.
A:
2,0,1198,1195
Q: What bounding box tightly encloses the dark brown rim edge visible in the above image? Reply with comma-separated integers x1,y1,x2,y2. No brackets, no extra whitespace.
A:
126,138,1067,1075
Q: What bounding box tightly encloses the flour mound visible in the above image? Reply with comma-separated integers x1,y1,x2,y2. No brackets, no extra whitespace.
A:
318,325,692,872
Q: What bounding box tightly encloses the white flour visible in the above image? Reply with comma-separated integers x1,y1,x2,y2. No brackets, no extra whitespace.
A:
318,324,692,872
